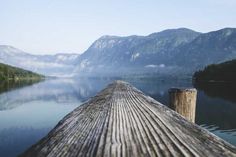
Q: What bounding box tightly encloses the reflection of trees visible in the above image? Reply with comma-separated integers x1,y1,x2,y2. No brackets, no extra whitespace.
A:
126,78,192,106
195,91,236,131
194,82,236,131
194,82,236,103
0,80,42,94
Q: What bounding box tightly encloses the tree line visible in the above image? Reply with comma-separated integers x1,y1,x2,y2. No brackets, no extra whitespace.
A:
193,59,236,82
0,63,44,81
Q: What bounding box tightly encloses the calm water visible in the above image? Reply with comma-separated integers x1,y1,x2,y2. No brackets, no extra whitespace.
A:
0,78,236,157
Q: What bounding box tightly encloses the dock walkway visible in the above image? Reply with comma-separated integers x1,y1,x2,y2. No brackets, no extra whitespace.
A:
21,81,236,157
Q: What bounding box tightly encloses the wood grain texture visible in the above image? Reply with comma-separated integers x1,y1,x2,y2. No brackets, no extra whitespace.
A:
20,80,236,157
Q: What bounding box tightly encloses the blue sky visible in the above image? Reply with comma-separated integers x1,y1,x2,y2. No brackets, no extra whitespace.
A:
0,0,236,54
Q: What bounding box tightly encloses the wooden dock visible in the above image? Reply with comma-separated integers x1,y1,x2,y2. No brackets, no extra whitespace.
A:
21,81,236,157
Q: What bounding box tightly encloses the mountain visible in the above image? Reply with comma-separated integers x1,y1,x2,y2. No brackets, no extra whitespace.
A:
2,28,236,78
0,62,44,81
74,28,201,76
74,28,236,77
0,45,79,76
173,28,236,70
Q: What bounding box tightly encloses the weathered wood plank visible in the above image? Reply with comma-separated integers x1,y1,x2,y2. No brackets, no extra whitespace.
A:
20,80,236,157
169,88,197,123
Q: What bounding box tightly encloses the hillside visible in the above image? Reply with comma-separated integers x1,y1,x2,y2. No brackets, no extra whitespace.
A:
193,59,236,82
2,28,236,78
74,28,200,76
174,28,236,69
0,45,79,76
74,28,236,77
0,63,44,81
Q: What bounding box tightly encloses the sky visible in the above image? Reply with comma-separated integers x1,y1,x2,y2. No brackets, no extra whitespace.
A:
0,0,236,55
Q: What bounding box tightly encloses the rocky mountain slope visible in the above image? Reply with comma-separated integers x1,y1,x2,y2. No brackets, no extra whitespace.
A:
74,28,201,76
173,28,236,69
74,28,236,77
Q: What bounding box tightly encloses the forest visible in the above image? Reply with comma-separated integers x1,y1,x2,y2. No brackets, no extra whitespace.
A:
193,59,236,82
0,63,44,81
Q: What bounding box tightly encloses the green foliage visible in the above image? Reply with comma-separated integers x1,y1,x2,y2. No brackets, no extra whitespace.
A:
0,63,44,81
193,59,236,82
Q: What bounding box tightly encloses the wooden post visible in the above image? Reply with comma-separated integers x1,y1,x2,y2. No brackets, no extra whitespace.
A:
169,88,197,123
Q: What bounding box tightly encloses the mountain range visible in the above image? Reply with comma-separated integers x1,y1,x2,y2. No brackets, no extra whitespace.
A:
74,28,236,77
0,45,78,76
1,28,236,77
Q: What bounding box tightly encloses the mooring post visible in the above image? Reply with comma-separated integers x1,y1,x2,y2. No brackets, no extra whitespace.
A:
168,88,197,123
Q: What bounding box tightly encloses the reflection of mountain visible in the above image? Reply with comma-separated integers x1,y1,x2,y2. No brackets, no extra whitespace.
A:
1,77,236,148
0,78,113,110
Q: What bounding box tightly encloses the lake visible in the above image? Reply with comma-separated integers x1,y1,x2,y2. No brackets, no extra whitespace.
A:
0,78,236,157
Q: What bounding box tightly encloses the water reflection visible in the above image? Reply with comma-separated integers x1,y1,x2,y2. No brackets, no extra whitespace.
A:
0,78,113,157
194,81,236,103
125,78,192,106
0,80,42,95
193,81,236,145
127,78,236,146
196,91,236,130
0,78,236,157
0,78,114,111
